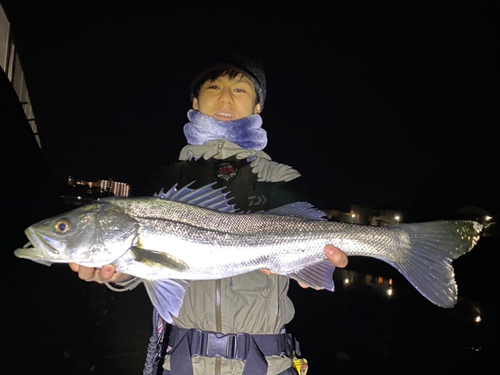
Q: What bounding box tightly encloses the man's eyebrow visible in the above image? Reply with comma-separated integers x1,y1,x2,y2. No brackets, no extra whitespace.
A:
232,79,252,85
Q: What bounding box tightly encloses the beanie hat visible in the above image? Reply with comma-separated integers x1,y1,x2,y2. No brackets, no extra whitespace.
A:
190,52,267,111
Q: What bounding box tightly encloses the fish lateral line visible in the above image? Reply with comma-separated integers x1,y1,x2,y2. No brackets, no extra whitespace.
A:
13,180,485,323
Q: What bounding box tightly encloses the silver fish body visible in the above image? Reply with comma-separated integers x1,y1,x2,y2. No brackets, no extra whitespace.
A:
15,183,483,322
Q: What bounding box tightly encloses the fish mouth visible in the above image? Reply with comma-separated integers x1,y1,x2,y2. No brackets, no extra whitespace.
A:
14,227,66,266
14,241,54,266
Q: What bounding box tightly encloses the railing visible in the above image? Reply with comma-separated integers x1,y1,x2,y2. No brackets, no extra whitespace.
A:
1,4,42,149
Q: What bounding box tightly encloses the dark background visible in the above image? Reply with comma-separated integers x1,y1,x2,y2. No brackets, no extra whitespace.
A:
0,1,498,375
1,0,498,212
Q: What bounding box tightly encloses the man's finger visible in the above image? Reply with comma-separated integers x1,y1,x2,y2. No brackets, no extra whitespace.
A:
100,264,116,280
69,263,79,272
324,245,348,268
77,266,97,281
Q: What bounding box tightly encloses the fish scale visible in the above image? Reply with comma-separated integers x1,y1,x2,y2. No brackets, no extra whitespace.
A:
14,182,482,323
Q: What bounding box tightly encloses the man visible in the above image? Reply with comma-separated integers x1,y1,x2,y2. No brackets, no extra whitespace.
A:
70,53,348,375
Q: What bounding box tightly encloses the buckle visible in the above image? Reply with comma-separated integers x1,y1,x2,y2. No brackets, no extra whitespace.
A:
234,333,249,360
206,332,235,358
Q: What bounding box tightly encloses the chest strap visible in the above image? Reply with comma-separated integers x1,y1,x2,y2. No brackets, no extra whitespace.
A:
166,324,300,375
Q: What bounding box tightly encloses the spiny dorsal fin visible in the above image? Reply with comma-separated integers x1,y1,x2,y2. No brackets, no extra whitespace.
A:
155,182,325,220
155,181,238,213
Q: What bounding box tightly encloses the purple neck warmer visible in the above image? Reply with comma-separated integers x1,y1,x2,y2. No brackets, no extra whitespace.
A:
183,109,268,150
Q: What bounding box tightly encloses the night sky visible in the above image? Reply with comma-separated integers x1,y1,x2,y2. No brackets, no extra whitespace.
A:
2,1,498,212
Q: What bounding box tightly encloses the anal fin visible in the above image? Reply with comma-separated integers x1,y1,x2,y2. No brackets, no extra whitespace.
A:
289,260,336,291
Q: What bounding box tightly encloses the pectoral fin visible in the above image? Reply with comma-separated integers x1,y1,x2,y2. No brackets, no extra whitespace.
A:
143,278,190,323
289,260,336,291
131,246,188,271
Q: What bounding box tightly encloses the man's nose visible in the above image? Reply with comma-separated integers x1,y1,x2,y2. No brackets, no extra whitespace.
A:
218,87,234,103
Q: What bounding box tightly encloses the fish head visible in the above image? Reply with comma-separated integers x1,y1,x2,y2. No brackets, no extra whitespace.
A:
14,201,139,267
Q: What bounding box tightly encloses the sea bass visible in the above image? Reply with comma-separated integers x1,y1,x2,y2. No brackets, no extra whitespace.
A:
15,182,482,323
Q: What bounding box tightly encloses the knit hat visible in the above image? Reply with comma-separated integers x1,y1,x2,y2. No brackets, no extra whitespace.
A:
190,52,267,111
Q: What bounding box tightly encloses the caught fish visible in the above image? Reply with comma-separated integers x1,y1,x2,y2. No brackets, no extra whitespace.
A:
14,182,482,322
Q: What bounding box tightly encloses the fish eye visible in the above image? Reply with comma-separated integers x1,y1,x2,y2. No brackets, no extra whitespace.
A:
55,219,71,234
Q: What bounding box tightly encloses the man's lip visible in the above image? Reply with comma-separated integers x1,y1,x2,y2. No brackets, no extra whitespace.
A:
213,111,235,120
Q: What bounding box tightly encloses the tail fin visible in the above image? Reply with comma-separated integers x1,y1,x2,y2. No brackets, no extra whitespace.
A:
387,220,482,308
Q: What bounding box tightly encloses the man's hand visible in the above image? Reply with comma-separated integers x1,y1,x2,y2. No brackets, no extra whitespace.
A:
261,245,348,289
297,245,348,289
323,244,348,268
69,263,131,284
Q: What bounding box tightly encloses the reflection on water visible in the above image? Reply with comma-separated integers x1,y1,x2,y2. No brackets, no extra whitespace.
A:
335,267,484,326
339,269,395,301
4,221,498,375
289,237,498,375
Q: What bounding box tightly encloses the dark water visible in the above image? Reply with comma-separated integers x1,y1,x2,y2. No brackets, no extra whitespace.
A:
1,223,498,375
288,236,498,374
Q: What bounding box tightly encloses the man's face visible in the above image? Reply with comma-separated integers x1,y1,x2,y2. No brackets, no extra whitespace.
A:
193,73,261,121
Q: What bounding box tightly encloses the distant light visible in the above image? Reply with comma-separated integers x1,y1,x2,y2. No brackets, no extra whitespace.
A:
387,288,393,297
351,214,356,218
77,196,81,200
475,315,482,323
484,216,492,221
344,278,350,285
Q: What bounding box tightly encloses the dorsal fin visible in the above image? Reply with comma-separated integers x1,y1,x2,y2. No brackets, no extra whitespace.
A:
265,202,327,221
154,181,238,213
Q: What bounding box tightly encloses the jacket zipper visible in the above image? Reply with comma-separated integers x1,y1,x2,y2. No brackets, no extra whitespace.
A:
215,279,222,375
